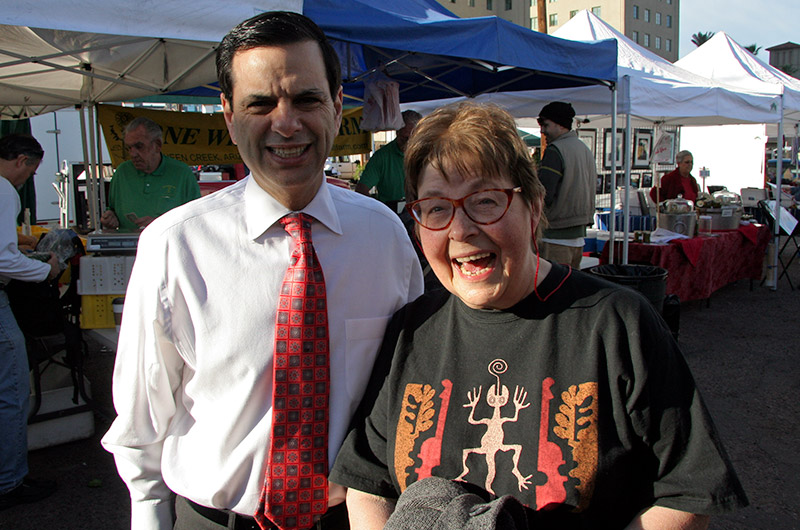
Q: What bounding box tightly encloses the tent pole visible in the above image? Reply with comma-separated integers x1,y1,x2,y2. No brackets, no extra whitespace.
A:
608,88,618,264
87,103,101,230
78,104,97,231
771,96,785,291
651,123,659,230
622,113,632,264
94,104,106,213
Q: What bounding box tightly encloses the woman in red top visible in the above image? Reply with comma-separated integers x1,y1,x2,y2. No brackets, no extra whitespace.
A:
650,150,699,203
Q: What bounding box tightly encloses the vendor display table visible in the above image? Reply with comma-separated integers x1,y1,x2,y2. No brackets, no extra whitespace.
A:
600,224,770,302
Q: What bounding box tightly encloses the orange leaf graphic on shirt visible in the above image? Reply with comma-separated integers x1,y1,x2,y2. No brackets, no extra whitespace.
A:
394,383,437,490
553,382,598,512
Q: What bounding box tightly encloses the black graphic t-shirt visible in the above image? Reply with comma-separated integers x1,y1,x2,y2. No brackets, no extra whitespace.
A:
330,264,747,528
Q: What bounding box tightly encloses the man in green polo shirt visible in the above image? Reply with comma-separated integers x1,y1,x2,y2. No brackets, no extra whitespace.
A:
356,110,421,214
101,117,200,231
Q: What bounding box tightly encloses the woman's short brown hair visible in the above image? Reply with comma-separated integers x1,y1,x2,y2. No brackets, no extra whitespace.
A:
404,103,544,206
404,103,546,238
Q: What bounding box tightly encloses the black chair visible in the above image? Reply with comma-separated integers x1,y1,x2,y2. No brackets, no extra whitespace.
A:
7,233,95,424
758,200,800,290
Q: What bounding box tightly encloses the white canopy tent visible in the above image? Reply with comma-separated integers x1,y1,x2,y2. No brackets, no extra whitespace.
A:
409,11,780,127
0,0,300,226
677,32,800,289
407,11,782,263
676,32,800,135
0,0,305,119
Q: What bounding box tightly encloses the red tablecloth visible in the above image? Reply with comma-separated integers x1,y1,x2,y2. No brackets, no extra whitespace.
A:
600,224,770,302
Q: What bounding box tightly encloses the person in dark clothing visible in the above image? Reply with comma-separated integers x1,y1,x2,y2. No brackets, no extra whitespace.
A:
650,150,699,203
330,103,747,530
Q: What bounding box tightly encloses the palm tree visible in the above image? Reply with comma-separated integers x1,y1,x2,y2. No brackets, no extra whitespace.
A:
745,44,761,56
779,64,799,78
691,31,715,47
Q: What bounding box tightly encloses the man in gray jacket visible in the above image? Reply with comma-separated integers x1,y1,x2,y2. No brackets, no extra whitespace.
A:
537,102,597,268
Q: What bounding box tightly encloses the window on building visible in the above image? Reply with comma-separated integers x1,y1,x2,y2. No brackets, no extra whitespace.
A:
549,13,558,26
643,33,650,47
530,0,535,5
655,12,661,24
666,0,671,4
570,10,578,18
644,8,650,22
548,0,557,3
632,30,639,43
666,14,672,27
666,39,672,52
655,36,661,49
591,6,601,16
506,0,512,9
487,0,493,9
633,5,639,19
531,16,538,28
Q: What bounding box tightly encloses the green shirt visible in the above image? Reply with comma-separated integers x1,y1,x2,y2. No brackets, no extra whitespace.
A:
359,139,406,203
108,155,201,231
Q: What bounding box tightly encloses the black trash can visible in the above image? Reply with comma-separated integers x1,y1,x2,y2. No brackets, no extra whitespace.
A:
587,264,668,313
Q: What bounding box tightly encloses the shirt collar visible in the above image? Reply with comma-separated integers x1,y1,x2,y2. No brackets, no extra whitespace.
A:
150,155,166,175
244,175,343,240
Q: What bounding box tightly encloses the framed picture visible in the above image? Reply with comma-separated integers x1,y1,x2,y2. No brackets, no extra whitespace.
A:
633,129,653,168
641,172,653,188
603,129,624,169
578,129,596,158
597,172,626,194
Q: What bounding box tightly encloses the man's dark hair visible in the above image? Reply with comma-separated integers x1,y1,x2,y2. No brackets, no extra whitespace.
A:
216,11,342,103
401,110,423,127
0,134,44,163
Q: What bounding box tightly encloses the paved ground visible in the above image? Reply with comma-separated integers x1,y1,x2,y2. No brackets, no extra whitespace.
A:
1,241,799,530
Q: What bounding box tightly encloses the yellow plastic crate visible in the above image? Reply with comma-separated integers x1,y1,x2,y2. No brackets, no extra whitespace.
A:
80,294,118,329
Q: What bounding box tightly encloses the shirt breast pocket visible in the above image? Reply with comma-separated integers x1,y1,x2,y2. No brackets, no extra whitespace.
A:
344,316,391,401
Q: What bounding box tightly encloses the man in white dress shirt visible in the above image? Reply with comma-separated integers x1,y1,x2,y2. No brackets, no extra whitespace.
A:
0,134,60,511
102,11,423,530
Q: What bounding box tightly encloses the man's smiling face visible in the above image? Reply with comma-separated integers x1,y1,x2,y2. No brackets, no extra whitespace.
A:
221,41,343,209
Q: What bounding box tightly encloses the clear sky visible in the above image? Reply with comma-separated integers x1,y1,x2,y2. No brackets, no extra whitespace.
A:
679,0,800,59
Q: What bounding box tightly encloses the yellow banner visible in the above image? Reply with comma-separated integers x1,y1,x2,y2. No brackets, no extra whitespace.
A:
99,104,370,168
98,105,240,167
332,107,371,156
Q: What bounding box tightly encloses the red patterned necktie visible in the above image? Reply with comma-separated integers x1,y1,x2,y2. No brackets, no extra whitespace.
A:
256,212,330,530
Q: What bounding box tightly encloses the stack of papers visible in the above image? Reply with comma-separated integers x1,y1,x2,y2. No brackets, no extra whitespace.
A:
648,228,691,244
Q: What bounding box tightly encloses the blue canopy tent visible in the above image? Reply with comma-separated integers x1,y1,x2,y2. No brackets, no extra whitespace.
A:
1,0,616,228
158,0,619,105
2,0,617,111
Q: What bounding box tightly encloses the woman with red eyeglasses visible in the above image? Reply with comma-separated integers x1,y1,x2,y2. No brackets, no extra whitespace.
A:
330,103,746,530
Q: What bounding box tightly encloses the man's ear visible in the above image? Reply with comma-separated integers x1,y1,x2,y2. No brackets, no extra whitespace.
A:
221,93,237,145
333,86,343,132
